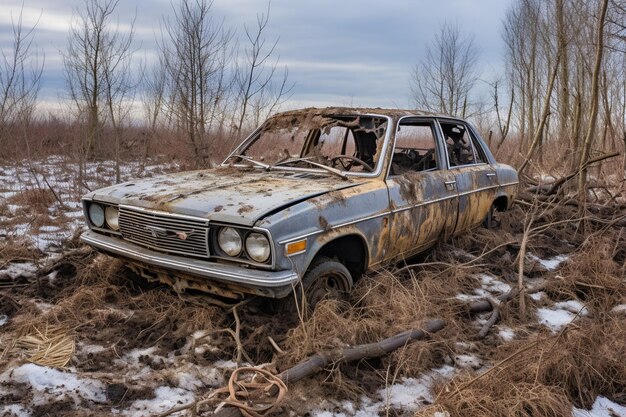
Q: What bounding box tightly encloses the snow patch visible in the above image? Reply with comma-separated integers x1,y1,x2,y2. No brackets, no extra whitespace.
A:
1,363,107,404
537,308,575,332
123,386,194,417
77,343,108,355
572,396,626,417
0,315,8,326
530,291,545,301
455,274,512,302
1,262,37,279
454,354,481,370
478,273,511,294
528,253,568,271
174,364,223,391
379,365,455,410
537,299,589,332
310,366,455,416
611,304,626,315
0,404,31,417
498,326,516,342
553,300,589,316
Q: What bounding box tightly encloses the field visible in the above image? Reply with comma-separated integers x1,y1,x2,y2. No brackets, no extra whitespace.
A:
1,156,625,417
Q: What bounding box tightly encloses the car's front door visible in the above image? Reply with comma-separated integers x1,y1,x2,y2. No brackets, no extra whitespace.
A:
438,119,498,234
384,117,458,262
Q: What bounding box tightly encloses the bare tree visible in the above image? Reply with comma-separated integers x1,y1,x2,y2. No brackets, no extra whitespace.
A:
490,78,514,150
234,3,292,133
577,0,611,203
63,0,135,165
102,18,136,183
410,22,479,117
0,6,43,151
141,56,167,160
503,0,549,154
159,0,233,165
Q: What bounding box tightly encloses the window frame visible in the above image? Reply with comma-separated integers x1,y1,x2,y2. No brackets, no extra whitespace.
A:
386,116,446,178
436,119,490,169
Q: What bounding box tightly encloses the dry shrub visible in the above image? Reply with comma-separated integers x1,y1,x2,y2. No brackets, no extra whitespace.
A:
418,380,572,417
8,188,55,211
0,238,42,263
544,234,625,313
421,316,626,416
0,199,10,217
536,317,626,407
35,256,221,355
282,268,477,377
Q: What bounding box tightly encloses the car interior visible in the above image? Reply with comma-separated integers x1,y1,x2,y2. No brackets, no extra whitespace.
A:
390,122,439,175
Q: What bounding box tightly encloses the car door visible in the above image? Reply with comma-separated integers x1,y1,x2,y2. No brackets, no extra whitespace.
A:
384,117,459,262
437,119,497,234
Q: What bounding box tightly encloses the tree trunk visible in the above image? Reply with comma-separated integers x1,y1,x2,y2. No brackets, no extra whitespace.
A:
577,0,610,204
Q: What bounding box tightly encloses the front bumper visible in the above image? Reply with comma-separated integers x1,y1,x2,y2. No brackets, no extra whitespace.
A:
81,230,299,298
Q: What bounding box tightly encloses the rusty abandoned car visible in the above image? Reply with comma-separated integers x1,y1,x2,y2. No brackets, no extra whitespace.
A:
81,107,518,307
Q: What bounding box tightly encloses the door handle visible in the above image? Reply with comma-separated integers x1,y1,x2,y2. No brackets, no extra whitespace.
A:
444,180,456,190
486,173,496,178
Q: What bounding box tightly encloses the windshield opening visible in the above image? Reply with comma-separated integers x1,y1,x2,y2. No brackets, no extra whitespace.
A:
228,114,388,174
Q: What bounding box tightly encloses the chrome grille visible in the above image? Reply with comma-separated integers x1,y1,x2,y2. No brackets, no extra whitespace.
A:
118,207,209,257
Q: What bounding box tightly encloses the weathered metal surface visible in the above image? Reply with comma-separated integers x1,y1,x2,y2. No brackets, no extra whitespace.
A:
87,169,359,226
80,107,519,299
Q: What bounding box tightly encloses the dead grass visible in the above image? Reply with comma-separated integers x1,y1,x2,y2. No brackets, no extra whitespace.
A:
12,325,75,368
0,238,42,264
282,268,480,381
419,316,626,417
544,233,626,313
7,188,55,212
1,255,222,368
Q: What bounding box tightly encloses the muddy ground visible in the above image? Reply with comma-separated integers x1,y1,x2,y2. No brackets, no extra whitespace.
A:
1,157,625,417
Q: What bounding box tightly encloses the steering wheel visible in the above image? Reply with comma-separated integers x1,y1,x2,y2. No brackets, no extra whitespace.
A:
329,155,374,172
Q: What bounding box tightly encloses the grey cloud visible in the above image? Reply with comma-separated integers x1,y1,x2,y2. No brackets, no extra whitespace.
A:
2,0,513,111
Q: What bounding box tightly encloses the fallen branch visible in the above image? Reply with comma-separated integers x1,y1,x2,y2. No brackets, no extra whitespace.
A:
543,152,619,196
162,319,445,417
468,281,548,315
478,300,500,339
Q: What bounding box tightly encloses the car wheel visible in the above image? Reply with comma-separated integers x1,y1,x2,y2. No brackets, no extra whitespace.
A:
289,257,353,316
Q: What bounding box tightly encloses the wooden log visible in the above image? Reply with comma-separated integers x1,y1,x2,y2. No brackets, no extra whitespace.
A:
478,301,500,339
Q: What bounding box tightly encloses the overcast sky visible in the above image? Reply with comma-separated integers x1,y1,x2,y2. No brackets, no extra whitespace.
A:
1,0,514,114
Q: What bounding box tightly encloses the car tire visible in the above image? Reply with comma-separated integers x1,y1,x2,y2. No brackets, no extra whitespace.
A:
287,257,353,316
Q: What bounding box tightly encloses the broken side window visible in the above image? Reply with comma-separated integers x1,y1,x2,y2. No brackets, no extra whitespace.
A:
440,121,486,167
390,121,439,175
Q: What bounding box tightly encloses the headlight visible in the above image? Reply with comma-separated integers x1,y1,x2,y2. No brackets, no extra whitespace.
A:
105,206,120,231
88,203,105,228
218,227,242,256
245,233,270,263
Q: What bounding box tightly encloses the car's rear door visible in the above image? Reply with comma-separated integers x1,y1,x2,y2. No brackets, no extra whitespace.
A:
384,117,459,262
437,119,497,234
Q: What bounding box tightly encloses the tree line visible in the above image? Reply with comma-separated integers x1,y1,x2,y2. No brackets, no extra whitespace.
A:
1,0,292,174
410,0,625,201
1,0,624,200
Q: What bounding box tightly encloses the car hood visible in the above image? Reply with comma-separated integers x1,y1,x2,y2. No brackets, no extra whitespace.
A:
86,168,360,226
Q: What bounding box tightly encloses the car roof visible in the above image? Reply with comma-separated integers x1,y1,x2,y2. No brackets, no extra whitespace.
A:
267,107,457,122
